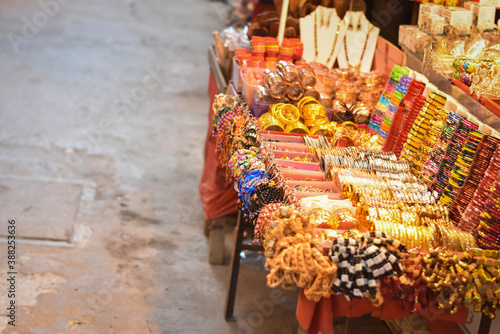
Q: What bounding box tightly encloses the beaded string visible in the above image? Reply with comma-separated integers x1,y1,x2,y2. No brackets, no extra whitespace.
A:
343,25,374,71
328,231,406,303
237,169,269,217
228,146,265,181
212,106,233,137
215,108,238,153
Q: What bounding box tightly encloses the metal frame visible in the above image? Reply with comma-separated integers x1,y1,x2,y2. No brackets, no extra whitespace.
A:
208,45,227,94
224,211,264,321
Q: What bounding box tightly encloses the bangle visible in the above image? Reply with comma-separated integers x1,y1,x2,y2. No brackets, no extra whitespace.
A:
259,116,285,132
297,96,320,111
285,121,310,134
331,135,356,148
310,124,334,137
302,103,327,120
275,104,300,125
304,118,330,127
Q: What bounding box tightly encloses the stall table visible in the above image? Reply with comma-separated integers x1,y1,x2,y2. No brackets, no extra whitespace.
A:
203,29,495,334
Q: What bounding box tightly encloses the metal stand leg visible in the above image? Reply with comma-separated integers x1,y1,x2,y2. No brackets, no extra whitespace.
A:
225,211,244,321
478,314,492,334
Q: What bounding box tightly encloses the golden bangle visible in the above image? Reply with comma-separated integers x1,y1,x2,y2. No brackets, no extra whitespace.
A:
277,104,300,125
303,111,328,121
302,104,326,120
309,124,333,137
285,121,310,134
341,121,358,130
297,96,319,111
331,135,356,148
259,111,276,123
269,103,285,118
259,113,285,132
261,121,285,132
304,118,329,127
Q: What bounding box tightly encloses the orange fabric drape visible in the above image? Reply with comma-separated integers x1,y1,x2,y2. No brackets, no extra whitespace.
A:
296,290,467,334
198,70,238,220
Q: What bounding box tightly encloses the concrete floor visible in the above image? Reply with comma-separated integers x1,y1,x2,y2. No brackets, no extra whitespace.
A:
0,1,302,333
0,1,397,333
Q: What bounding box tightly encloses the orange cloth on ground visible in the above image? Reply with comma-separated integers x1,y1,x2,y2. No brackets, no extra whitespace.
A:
199,70,238,221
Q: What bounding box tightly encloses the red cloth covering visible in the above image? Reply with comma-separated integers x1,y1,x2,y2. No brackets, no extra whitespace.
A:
198,69,238,220
296,290,467,334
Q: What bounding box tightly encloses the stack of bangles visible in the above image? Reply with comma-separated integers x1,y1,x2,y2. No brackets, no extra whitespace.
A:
458,144,500,233
476,181,500,249
299,97,334,136
357,201,476,251
281,155,313,162
293,185,335,193
352,102,372,125
306,207,358,230
259,111,285,132
453,58,500,86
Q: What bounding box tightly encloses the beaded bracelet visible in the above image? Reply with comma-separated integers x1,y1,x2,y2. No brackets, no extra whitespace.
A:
228,146,266,181
328,231,405,304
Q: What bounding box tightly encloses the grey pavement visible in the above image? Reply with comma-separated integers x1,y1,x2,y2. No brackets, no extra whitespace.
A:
0,1,299,333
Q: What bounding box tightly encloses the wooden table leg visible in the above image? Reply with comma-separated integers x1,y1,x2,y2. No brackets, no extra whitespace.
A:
225,211,244,321
296,325,307,334
208,216,226,265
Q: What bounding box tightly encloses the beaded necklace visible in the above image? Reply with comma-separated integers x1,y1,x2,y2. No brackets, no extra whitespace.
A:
343,24,374,71
325,21,342,65
313,12,318,61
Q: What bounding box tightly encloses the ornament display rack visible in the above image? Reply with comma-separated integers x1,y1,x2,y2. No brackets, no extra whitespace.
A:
451,80,500,119
402,46,500,131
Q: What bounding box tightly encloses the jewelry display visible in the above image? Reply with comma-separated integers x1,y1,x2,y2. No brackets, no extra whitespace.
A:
336,12,379,73
211,42,500,315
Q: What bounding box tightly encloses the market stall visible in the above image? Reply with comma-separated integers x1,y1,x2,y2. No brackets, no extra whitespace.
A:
201,1,500,333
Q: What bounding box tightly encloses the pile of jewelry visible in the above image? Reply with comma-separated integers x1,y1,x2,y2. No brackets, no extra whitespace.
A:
259,97,381,150
211,92,500,318
328,231,406,306
264,206,338,302
358,202,476,251
453,58,500,99
259,97,332,135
